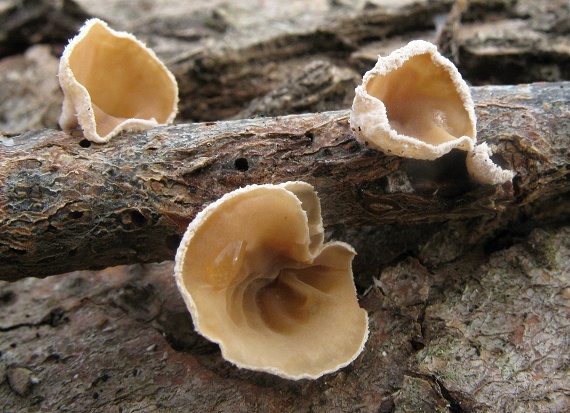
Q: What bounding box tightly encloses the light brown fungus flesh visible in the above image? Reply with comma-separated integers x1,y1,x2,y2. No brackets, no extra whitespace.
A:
174,182,368,380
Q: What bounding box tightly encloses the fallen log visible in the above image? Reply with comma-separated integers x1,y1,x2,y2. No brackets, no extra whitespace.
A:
1,81,568,281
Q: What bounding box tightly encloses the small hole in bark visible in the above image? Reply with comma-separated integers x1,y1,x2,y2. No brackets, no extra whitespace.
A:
79,139,91,148
121,210,147,227
9,248,26,255
305,131,314,140
130,210,147,227
234,157,249,172
410,339,425,351
0,290,16,306
70,211,83,219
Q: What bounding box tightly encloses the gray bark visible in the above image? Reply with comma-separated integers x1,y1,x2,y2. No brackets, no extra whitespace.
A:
1,0,569,412
0,82,569,281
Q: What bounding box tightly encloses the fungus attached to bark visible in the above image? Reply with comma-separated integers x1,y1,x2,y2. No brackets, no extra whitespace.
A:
58,18,178,143
350,40,476,160
466,142,515,185
350,40,514,184
174,182,368,380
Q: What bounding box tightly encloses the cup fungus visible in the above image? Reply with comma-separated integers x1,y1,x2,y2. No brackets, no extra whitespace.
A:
174,182,369,380
350,40,514,184
350,40,476,160
58,19,178,143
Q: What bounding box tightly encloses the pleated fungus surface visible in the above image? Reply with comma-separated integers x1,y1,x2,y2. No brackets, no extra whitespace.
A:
58,18,178,143
174,182,369,380
350,40,513,184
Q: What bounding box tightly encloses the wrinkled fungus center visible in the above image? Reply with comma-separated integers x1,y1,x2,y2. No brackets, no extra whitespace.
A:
204,242,331,334
176,184,368,378
256,266,332,333
366,53,473,145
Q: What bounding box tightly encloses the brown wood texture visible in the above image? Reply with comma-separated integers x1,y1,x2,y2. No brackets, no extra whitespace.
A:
1,1,570,412
1,81,568,281
1,220,568,412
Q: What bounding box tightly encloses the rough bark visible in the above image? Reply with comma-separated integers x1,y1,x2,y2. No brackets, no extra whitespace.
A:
1,225,568,412
1,81,569,281
3,0,569,131
1,0,570,412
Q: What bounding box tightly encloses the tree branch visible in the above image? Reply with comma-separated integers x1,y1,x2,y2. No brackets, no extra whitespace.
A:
1,82,568,281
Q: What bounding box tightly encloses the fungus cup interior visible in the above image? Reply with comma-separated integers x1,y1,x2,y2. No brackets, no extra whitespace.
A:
59,19,178,142
69,21,177,137
366,53,474,146
174,182,368,380
351,40,513,182
350,40,478,160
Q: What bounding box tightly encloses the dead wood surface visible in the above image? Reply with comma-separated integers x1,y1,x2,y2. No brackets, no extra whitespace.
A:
1,0,570,412
2,0,570,132
1,222,569,412
0,82,568,281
